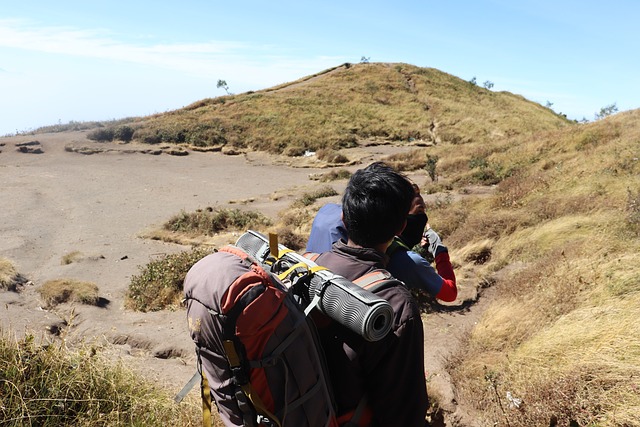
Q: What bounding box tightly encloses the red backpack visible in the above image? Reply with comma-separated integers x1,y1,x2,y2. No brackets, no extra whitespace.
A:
183,231,397,427
184,245,338,427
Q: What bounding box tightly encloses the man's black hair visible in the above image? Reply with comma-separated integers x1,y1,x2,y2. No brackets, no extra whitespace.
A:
342,161,414,248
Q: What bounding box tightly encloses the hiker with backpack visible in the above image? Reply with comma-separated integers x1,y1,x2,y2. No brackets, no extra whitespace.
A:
306,183,457,302
311,162,430,426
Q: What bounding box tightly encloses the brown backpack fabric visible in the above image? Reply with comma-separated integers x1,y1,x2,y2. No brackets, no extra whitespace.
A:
184,246,338,427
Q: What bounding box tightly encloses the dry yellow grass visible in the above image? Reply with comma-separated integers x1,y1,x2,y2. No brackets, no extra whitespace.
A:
0,257,18,290
448,110,640,426
38,279,100,307
0,330,201,426
61,250,83,265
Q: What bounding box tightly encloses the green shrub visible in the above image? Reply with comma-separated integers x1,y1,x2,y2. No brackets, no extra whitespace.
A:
137,122,229,147
126,247,212,312
468,156,488,170
471,167,500,185
468,156,504,185
133,127,187,144
86,127,115,142
425,154,439,181
184,123,227,147
114,125,135,142
0,333,199,426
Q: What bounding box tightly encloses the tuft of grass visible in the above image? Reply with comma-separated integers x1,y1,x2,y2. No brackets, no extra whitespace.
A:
458,239,493,265
0,257,19,290
383,148,430,172
126,247,212,312
164,208,272,237
293,186,339,208
38,279,100,307
317,168,352,182
0,331,200,426
316,148,349,164
626,187,640,236
278,207,316,231
454,296,640,427
494,171,549,209
61,251,83,265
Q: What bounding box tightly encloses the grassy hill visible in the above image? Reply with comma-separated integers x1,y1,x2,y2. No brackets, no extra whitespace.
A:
89,62,571,157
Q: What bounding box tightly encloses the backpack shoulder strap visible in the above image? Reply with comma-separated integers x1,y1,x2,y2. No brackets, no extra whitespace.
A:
302,252,321,262
219,245,255,266
353,268,403,294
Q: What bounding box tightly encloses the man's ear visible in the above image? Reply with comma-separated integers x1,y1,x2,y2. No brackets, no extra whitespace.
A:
397,219,407,235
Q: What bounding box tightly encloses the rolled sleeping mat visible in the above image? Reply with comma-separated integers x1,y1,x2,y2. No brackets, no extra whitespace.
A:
234,229,272,264
235,230,393,342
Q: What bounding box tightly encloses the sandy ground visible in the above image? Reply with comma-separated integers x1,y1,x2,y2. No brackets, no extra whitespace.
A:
0,132,489,425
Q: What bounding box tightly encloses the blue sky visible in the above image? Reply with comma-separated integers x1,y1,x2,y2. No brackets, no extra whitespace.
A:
1,1,638,136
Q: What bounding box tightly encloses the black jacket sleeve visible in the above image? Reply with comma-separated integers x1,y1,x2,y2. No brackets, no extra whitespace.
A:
361,286,429,427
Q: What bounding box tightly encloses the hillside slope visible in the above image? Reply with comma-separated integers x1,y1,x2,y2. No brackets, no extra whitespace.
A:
423,108,640,426
98,63,571,156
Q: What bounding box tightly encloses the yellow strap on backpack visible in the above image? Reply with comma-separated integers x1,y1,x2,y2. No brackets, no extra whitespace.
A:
241,383,283,427
201,371,212,427
276,261,329,284
276,262,308,281
269,232,294,259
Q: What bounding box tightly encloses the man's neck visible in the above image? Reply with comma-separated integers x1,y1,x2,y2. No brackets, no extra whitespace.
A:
346,238,390,254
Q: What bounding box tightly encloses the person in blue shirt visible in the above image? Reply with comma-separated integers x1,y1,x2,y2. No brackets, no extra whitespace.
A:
306,184,457,302
306,203,347,253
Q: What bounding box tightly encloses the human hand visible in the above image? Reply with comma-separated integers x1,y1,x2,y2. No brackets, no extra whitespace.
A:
423,228,447,258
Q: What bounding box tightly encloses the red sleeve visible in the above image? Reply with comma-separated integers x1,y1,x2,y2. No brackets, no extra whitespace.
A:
434,251,457,302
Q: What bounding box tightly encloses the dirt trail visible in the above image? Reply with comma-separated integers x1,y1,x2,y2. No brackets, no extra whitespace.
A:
0,132,491,425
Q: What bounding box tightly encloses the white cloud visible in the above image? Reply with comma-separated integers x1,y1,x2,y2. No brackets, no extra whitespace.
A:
0,19,244,69
0,19,345,86
0,18,349,134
